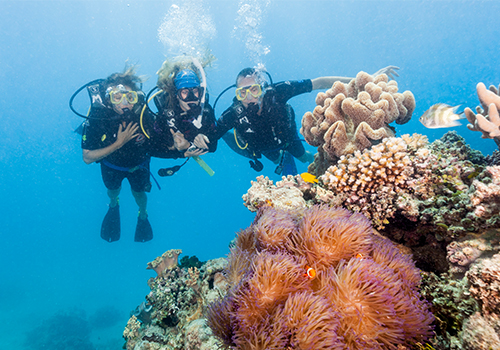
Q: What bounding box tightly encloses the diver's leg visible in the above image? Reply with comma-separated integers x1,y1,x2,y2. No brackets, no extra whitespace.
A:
107,188,121,207
100,164,124,242
131,190,148,219
129,165,153,242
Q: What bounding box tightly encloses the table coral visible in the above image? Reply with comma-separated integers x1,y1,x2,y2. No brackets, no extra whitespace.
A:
301,71,415,174
205,205,434,350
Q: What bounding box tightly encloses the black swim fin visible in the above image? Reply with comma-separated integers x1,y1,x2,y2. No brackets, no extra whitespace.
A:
135,216,153,242
100,205,121,242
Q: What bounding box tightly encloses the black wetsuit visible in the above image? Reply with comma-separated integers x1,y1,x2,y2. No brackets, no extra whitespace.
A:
155,100,218,153
216,79,312,161
82,106,180,192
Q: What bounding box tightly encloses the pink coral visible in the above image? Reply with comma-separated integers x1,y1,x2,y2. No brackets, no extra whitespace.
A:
465,82,500,140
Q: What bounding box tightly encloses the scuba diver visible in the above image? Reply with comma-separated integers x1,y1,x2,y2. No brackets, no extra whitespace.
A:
215,66,400,175
76,67,183,243
151,56,218,166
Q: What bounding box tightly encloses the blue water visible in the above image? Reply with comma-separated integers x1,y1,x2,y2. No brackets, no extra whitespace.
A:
1,1,498,348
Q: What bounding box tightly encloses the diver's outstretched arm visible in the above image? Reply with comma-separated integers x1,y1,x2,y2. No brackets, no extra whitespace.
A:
311,66,400,90
311,76,353,90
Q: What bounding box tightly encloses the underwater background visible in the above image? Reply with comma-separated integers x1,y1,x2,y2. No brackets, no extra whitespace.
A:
1,0,499,348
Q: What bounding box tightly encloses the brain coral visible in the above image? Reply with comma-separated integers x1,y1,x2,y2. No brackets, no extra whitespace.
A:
301,71,415,175
205,205,433,350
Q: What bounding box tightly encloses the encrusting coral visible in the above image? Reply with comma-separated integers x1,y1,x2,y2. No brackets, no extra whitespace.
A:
301,71,415,174
205,205,434,350
470,165,500,219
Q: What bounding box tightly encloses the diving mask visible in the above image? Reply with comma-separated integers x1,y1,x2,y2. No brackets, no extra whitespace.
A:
235,84,262,101
177,87,202,103
107,85,139,105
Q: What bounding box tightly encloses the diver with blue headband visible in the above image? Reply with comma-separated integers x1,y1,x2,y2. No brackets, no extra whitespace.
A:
150,57,218,173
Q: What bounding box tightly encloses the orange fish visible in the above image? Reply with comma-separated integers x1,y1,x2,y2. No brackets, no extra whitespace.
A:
304,266,316,279
356,253,365,259
300,172,318,184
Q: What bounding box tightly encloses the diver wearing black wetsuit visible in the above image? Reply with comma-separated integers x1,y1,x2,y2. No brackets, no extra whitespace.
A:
81,70,182,243
154,95,218,154
217,74,312,170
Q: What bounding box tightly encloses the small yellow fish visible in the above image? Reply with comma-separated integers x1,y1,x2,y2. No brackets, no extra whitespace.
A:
300,172,318,184
419,103,465,129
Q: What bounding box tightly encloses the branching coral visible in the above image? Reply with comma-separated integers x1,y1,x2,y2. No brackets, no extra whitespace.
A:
301,71,415,174
319,135,420,229
206,205,434,350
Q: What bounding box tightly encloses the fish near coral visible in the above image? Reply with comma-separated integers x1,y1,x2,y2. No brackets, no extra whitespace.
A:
300,172,318,184
419,103,465,129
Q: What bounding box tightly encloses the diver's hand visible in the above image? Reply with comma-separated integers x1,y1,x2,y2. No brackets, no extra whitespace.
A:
171,129,190,151
372,66,400,80
116,122,139,148
184,148,207,158
193,134,210,149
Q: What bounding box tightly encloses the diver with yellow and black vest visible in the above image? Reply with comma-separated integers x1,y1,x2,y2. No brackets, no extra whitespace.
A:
74,67,183,243
150,56,218,175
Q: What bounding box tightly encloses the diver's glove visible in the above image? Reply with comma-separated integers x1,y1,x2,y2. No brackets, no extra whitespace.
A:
249,159,264,172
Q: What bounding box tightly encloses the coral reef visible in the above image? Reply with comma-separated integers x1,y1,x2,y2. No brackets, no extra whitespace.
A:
446,229,500,274
243,132,498,239
420,272,477,349
301,71,415,174
147,249,183,277
242,175,307,212
123,255,227,350
467,252,500,315
465,82,500,143
471,166,500,219
205,205,434,349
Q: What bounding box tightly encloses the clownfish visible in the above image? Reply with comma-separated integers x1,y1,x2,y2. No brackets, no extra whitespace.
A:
304,266,316,279
356,253,365,259
300,172,318,184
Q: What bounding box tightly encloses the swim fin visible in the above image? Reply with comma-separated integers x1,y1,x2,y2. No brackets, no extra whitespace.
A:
135,216,153,242
275,151,297,176
101,205,120,242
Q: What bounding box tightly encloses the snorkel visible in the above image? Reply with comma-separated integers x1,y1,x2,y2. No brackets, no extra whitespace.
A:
190,57,206,129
